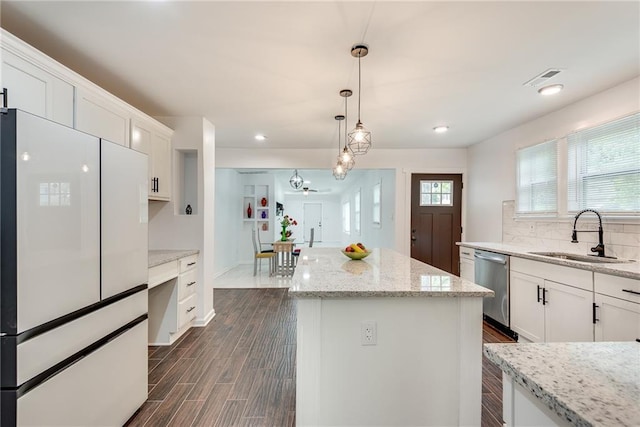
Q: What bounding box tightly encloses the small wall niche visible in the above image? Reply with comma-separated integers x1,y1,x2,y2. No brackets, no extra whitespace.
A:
175,149,198,215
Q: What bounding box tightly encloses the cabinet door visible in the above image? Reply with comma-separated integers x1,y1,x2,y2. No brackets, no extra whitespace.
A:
459,258,475,282
510,271,544,343
151,131,171,200
544,281,593,343
76,88,130,146
130,119,153,195
595,294,640,342
1,50,74,127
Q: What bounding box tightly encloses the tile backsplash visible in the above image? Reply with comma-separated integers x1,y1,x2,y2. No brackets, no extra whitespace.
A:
502,201,640,261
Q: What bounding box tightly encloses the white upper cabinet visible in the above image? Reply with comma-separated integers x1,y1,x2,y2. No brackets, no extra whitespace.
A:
76,87,130,147
1,50,74,127
131,117,172,201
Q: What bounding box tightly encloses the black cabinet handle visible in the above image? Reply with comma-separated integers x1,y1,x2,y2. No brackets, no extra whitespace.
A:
593,303,599,324
622,289,640,296
537,285,542,303
1,88,7,108
187,306,196,313
187,262,196,266
157,177,160,192
542,288,548,305
186,281,196,287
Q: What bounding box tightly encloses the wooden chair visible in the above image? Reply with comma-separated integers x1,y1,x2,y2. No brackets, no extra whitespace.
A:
256,228,273,253
252,229,275,276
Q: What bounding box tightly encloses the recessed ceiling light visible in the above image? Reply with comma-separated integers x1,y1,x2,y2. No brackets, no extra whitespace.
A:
433,126,449,134
538,84,564,96
255,134,267,141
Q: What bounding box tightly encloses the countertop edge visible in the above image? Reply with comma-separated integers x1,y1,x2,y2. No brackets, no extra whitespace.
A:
288,290,494,299
457,242,639,280
149,249,200,268
483,344,589,427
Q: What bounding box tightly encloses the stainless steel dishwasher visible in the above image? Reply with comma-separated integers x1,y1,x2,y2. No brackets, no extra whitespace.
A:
474,249,510,330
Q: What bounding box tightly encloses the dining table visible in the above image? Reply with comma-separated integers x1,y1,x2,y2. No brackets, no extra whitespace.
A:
272,239,296,276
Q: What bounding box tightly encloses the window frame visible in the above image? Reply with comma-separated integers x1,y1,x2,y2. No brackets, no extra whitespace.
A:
372,181,381,228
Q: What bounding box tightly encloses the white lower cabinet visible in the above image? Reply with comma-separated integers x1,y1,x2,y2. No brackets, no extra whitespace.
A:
459,247,475,282
594,273,640,342
510,258,594,343
148,254,198,345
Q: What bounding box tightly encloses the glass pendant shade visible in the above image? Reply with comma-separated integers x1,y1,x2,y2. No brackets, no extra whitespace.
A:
348,120,372,155
333,162,347,180
340,147,355,170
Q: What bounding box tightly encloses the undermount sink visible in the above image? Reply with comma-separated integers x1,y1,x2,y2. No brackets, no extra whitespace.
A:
528,252,635,264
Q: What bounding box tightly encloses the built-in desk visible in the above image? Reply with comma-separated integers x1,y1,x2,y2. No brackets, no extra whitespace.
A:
148,250,199,345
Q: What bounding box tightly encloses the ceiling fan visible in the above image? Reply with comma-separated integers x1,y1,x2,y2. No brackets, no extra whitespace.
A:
300,186,318,196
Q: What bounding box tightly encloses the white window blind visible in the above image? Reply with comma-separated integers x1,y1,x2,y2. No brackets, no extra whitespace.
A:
516,140,558,213
567,113,640,213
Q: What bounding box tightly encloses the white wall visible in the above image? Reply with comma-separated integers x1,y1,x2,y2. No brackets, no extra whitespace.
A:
148,116,216,326
466,77,640,242
216,148,467,255
282,194,342,244
214,169,242,275
340,169,396,249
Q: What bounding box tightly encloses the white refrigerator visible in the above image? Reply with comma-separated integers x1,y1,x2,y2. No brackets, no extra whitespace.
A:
1,109,149,426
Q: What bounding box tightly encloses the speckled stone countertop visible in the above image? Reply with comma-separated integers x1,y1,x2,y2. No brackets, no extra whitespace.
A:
484,342,640,427
148,249,199,268
457,242,639,280
288,247,493,298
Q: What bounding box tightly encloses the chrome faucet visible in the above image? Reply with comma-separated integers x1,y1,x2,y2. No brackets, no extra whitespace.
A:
571,209,605,257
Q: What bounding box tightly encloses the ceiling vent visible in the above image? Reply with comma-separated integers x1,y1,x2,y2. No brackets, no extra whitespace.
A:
523,68,563,87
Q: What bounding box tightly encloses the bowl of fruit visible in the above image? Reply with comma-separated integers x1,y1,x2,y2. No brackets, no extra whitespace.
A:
342,243,371,260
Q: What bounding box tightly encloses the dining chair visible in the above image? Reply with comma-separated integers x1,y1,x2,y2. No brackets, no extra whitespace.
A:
256,228,273,253
252,229,275,276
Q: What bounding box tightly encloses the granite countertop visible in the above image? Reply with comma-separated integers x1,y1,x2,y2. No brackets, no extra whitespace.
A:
457,242,640,280
484,342,640,427
288,247,493,298
148,249,199,268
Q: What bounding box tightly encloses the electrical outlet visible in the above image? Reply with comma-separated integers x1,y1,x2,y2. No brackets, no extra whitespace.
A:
361,320,377,346
528,223,536,235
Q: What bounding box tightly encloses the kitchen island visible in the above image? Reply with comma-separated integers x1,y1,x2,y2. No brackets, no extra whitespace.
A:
484,341,640,427
289,248,493,426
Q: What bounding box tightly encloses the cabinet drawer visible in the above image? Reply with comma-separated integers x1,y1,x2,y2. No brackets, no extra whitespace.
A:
179,255,198,273
178,268,197,301
459,246,474,261
148,260,178,289
177,294,197,330
511,257,592,291
594,273,640,303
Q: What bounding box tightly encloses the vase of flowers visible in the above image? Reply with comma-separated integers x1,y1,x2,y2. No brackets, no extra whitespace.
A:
280,214,297,241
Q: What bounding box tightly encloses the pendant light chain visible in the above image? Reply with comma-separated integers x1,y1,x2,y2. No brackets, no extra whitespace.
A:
357,54,361,122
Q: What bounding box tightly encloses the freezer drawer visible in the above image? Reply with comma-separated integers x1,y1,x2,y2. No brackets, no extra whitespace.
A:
17,320,148,427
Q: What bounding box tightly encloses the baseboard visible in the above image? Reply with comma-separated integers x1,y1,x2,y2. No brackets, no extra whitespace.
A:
193,309,215,327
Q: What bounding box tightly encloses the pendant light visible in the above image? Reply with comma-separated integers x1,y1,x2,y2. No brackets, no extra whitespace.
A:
332,115,347,180
348,44,372,155
289,169,304,189
339,89,355,170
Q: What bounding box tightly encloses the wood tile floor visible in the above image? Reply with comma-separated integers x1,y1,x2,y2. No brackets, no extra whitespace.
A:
126,288,514,426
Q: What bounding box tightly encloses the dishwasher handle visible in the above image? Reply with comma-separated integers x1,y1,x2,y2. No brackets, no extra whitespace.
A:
474,253,507,265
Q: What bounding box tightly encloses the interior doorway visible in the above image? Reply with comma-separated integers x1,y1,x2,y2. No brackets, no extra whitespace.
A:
303,203,322,242
410,174,462,275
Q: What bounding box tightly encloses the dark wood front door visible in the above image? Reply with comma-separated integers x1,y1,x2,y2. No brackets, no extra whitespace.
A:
410,174,462,275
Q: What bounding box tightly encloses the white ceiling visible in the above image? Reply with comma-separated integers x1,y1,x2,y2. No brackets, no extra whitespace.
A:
2,1,638,150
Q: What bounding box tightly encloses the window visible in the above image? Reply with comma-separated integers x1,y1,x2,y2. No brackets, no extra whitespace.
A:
516,140,557,214
342,201,350,234
420,180,453,206
372,182,381,227
567,113,640,213
354,189,361,235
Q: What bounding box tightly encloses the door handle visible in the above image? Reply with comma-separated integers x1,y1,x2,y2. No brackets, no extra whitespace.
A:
411,235,417,241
